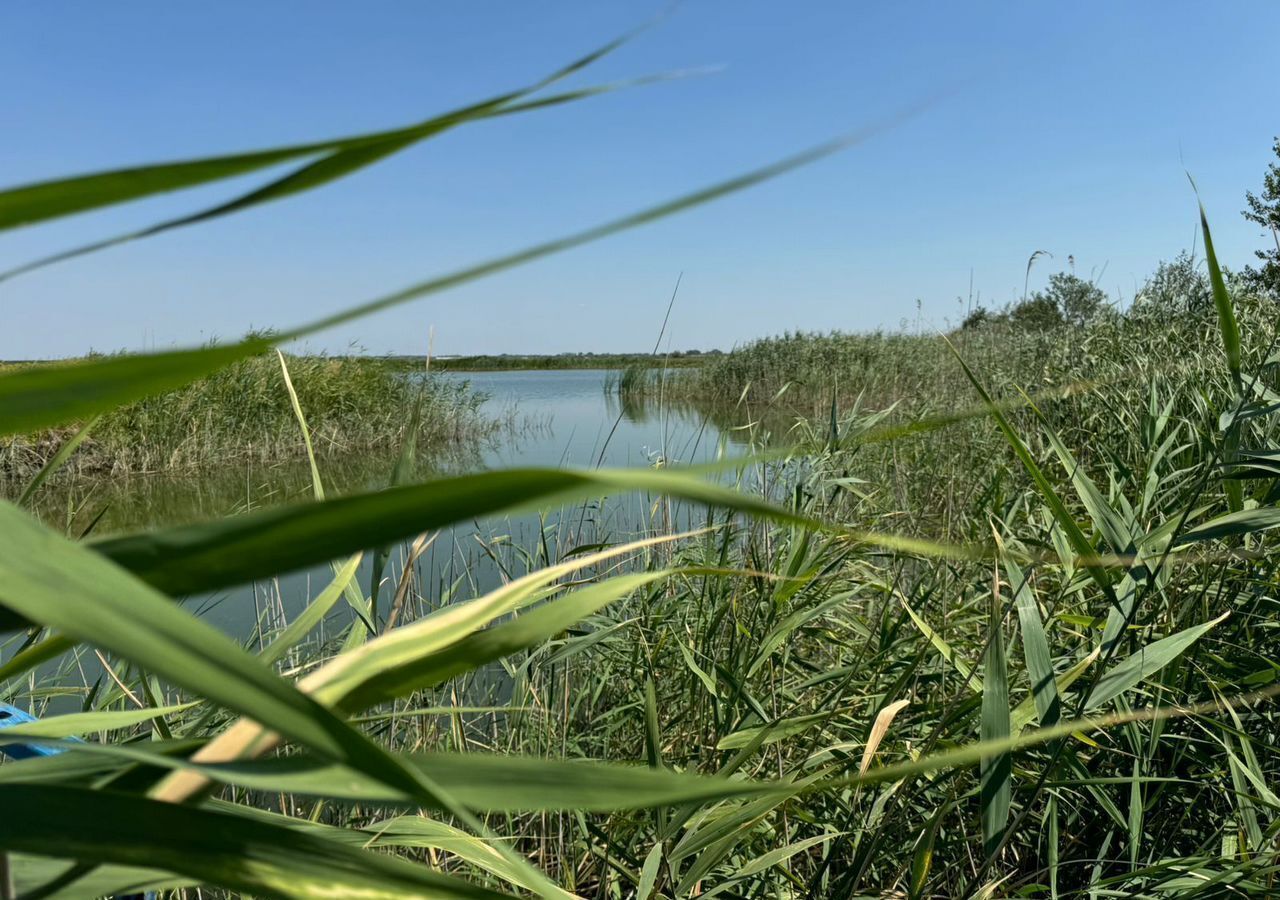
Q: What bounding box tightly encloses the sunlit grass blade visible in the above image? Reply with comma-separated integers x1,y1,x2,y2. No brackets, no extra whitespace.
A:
1190,188,1242,387
946,338,1117,599
1084,612,1230,710
0,340,270,437
54,749,784,812
15,414,100,507
328,570,669,711
0,703,196,741
0,501,518,817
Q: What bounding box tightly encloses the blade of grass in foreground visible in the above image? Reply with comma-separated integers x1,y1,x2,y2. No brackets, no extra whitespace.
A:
0,118,904,438
90,467,815,597
10,747,781,813
0,500,574,897
0,783,511,900
0,501,520,813
0,31,631,234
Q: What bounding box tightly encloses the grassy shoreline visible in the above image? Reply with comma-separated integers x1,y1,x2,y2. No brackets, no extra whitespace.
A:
0,351,498,483
385,350,717,371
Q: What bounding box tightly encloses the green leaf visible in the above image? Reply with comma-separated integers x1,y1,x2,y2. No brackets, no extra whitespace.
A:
171,752,780,812
946,339,1116,599
1009,649,1098,735
979,583,1011,858
330,570,670,711
1174,507,1280,544
91,467,813,599
0,341,270,438
1037,416,1135,554
0,784,512,899
0,34,627,233
10,854,188,900
637,843,664,899
0,126,882,440
363,816,576,900
716,713,831,751
1196,196,1242,387
258,553,363,666
1084,613,1229,710
0,501,495,813
1006,558,1060,728
16,414,101,507
901,598,982,692
0,703,196,740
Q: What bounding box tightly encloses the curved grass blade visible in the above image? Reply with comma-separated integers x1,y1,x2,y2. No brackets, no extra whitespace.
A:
0,783,512,899
1191,188,1242,387
151,534,684,804
0,501,529,821
258,553,363,666
0,32,630,234
0,118,904,439
90,467,813,598
0,632,76,683
946,337,1117,601
1084,612,1230,710
16,414,100,507
1174,506,1280,544
0,703,195,741
331,570,669,711
363,817,577,900
10,854,188,900
38,748,781,813
0,340,270,437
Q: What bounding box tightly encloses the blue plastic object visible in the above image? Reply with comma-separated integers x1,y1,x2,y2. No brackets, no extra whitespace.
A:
0,701,155,899
0,701,66,760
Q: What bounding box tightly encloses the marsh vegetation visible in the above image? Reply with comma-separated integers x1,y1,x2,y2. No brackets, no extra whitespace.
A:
0,33,1278,900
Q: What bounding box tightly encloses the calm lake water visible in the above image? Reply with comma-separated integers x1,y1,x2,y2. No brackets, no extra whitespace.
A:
25,370,741,643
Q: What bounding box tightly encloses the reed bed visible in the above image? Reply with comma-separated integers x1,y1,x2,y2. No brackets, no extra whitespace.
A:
0,35,1277,900
0,350,495,482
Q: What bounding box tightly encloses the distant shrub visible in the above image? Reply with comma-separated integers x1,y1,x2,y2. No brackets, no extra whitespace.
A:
1135,252,1213,314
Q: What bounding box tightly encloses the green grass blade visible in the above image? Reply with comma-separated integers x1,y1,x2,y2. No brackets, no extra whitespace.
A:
1084,613,1229,710
1174,507,1280,544
16,414,101,507
1193,194,1242,387
947,339,1116,599
89,466,814,598
0,784,512,899
0,501,504,815
0,33,629,234
331,571,669,711
65,750,782,812
0,632,77,683
0,341,269,437
258,554,363,666
0,123,895,440
1006,557,1061,727
0,703,196,740
979,577,1011,859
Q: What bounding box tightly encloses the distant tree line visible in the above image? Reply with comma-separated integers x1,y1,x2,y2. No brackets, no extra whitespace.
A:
962,135,1280,334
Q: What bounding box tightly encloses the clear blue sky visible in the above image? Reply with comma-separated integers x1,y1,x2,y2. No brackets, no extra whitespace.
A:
2,2,1277,357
